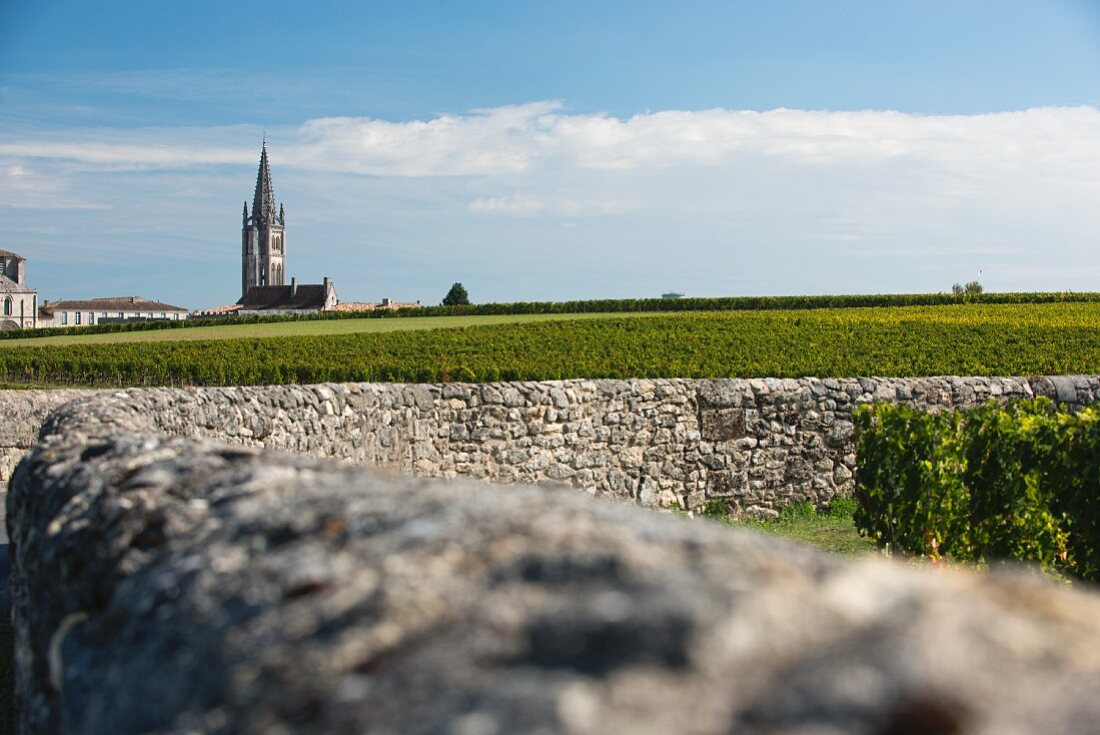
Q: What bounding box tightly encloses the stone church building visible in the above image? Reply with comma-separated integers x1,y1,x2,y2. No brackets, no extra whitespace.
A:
0,250,38,330
237,141,336,315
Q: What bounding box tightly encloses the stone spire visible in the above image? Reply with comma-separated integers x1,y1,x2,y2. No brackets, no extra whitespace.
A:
242,138,287,298
251,140,278,226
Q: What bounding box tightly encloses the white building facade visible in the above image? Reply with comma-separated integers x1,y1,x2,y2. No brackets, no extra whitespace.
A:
39,297,189,328
0,249,38,330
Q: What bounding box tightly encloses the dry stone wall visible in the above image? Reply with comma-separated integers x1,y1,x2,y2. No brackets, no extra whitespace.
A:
10,397,1100,734
5,375,1099,514
0,390,96,485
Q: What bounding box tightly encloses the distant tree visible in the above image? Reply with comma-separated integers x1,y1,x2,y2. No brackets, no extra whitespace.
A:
442,282,470,306
951,281,983,296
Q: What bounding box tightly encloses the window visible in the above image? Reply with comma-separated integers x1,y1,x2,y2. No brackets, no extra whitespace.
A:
2,297,10,316
119,312,124,320
88,312,95,325
75,312,81,325
61,312,68,325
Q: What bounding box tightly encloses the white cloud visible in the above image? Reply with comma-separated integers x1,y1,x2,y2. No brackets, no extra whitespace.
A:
2,102,1100,305
468,194,544,215
0,160,109,210
468,193,638,217
5,103,1099,180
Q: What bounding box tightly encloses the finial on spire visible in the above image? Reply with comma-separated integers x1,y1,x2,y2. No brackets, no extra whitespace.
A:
252,140,276,224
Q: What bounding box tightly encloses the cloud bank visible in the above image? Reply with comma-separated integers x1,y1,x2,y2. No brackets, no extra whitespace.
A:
4,102,1099,178
1,103,1098,305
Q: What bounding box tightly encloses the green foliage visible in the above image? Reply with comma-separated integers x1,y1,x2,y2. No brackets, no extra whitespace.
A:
6,290,1100,343
854,399,1100,581
951,281,984,296
827,497,859,518
775,501,818,522
6,303,1100,389
697,498,731,519
442,282,471,306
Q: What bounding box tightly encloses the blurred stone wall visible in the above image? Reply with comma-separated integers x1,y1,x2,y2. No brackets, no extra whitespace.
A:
8,392,1100,734
0,390,95,484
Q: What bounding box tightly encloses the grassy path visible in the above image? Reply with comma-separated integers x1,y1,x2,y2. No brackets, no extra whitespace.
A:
732,500,877,557
0,311,666,348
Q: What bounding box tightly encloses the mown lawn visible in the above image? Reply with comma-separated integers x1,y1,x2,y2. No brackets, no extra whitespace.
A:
0,311,665,348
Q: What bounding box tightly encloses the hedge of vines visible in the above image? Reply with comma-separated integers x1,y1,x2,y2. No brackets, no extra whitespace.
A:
7,290,1100,342
854,399,1100,582
5,305,1100,389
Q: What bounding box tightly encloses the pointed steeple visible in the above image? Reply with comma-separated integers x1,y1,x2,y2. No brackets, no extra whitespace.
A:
251,139,277,225
241,137,287,297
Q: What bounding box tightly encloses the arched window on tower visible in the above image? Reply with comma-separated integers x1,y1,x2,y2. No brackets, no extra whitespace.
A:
260,265,267,286
2,297,11,316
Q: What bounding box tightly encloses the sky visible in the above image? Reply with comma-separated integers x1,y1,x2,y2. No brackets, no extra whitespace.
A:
2,0,1100,308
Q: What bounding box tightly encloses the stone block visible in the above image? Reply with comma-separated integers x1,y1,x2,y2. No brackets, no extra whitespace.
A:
707,469,749,497
699,408,746,442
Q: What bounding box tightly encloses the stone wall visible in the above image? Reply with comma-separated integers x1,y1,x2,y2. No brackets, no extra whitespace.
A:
0,390,95,485
9,393,1100,733
5,376,1100,514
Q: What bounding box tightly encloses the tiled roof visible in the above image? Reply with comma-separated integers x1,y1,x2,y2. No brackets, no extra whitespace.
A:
45,297,188,312
329,301,421,312
238,284,328,311
192,304,242,316
0,274,34,294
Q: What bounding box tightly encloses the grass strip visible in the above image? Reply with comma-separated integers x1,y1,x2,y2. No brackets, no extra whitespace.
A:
731,499,878,557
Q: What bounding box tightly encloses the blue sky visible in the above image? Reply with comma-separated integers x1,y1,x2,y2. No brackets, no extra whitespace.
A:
2,1,1100,307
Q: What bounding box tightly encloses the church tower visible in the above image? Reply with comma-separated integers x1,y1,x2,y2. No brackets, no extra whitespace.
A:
241,140,286,298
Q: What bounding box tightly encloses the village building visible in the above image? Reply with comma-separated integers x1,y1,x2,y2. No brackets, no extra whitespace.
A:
330,298,422,312
0,249,38,330
38,296,189,328
237,277,338,316
236,141,338,315
241,139,286,296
